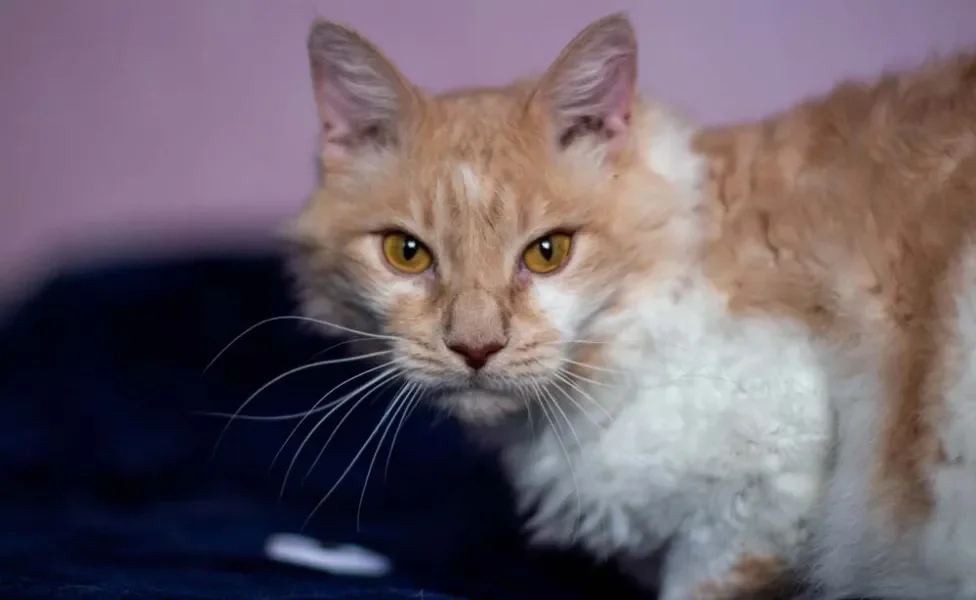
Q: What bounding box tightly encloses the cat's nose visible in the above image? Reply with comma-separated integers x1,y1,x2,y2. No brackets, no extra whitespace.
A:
446,340,506,371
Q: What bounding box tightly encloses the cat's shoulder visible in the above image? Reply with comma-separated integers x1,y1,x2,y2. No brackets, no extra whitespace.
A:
692,50,976,332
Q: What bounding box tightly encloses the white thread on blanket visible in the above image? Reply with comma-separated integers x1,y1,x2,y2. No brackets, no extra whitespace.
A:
264,533,392,577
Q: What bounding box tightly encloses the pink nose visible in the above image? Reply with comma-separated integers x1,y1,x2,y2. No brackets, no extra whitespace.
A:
446,341,505,370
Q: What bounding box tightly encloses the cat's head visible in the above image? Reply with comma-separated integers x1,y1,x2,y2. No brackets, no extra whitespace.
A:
288,14,703,426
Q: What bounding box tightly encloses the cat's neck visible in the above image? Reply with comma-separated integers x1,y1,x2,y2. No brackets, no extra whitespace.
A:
628,99,718,274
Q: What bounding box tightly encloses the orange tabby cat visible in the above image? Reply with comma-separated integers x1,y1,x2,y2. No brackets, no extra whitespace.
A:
288,12,976,600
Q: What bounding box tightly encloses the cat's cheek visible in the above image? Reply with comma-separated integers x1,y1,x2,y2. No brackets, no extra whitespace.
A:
529,280,582,340
375,280,430,321
380,280,445,356
353,244,433,319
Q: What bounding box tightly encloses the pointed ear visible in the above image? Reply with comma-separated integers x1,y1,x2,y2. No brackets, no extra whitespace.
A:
307,20,416,163
533,13,637,155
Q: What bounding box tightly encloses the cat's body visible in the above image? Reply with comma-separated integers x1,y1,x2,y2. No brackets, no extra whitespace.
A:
475,107,832,598
289,13,976,600
698,52,976,600
499,262,830,598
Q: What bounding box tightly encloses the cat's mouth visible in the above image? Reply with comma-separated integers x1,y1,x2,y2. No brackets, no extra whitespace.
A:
408,368,538,426
430,385,528,426
395,345,560,425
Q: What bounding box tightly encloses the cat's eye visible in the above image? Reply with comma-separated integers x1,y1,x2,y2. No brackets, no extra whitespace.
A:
522,233,573,274
382,232,433,274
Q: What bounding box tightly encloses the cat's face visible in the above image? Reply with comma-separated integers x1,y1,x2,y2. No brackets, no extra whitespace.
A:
290,15,681,425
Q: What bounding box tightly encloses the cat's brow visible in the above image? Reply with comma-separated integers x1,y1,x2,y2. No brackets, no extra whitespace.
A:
454,163,489,206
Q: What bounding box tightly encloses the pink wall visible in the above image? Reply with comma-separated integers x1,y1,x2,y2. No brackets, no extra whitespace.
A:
3,0,976,300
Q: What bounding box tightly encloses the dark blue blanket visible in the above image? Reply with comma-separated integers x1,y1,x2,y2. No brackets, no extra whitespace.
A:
0,251,645,599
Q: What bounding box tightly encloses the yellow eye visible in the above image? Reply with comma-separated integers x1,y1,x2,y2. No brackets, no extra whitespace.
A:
522,233,573,274
382,232,433,274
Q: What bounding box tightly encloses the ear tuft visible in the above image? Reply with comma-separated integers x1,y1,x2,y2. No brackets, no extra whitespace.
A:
534,13,638,154
307,20,414,161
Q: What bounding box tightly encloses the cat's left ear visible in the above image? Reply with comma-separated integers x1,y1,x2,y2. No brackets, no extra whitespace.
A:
532,13,637,156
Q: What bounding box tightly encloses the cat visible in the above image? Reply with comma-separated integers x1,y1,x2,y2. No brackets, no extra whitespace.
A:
286,12,976,600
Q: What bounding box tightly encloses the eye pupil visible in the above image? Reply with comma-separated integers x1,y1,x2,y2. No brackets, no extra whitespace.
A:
538,238,554,261
521,232,572,274
382,232,431,274
402,238,419,261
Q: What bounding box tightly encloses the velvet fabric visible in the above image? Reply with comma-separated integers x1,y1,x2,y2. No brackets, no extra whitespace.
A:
0,252,644,600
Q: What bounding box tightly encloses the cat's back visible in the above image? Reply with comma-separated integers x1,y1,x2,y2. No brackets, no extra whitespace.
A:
697,51,976,273
697,52,976,598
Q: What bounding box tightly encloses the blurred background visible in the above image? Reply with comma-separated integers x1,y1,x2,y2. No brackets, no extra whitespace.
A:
5,0,976,307
2,2,976,600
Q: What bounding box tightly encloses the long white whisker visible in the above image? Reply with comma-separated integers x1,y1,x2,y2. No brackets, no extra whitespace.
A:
302,382,412,530
542,382,583,451
303,337,378,362
639,370,740,392
357,382,416,530
203,315,401,374
195,362,393,424
270,362,394,468
301,370,401,483
552,371,612,422
199,352,392,423
562,358,626,375
278,367,399,498
514,380,535,431
533,380,583,543
550,377,604,430
204,351,392,457
557,366,612,389
383,385,424,481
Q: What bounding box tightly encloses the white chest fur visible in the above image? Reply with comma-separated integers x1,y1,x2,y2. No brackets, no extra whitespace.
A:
501,277,833,567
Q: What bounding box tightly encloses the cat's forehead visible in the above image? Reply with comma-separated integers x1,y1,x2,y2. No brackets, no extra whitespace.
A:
399,90,558,230
407,154,541,239
412,89,538,166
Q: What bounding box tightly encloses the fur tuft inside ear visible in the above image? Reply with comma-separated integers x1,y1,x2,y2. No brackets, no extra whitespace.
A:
534,13,638,154
307,20,416,163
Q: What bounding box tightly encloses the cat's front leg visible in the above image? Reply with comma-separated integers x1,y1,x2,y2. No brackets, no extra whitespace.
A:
656,527,798,600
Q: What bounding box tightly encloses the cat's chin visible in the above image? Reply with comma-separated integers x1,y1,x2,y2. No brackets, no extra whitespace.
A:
435,388,525,427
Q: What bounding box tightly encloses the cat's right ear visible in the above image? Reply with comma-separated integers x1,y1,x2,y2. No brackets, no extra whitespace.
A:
307,20,417,166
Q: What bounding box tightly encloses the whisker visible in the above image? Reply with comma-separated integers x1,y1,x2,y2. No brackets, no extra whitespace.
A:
532,338,609,347
302,380,411,530
546,391,585,544
562,358,627,376
276,368,398,498
283,368,399,496
550,377,605,430
383,385,424,481
514,380,535,431
552,371,613,422
357,382,416,530
557,366,612,389
270,361,395,469
203,315,401,374
203,351,392,457
563,363,746,397
303,337,379,363
193,362,390,424
637,370,740,392
301,369,402,483
197,352,393,422
542,383,584,451
529,379,582,542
